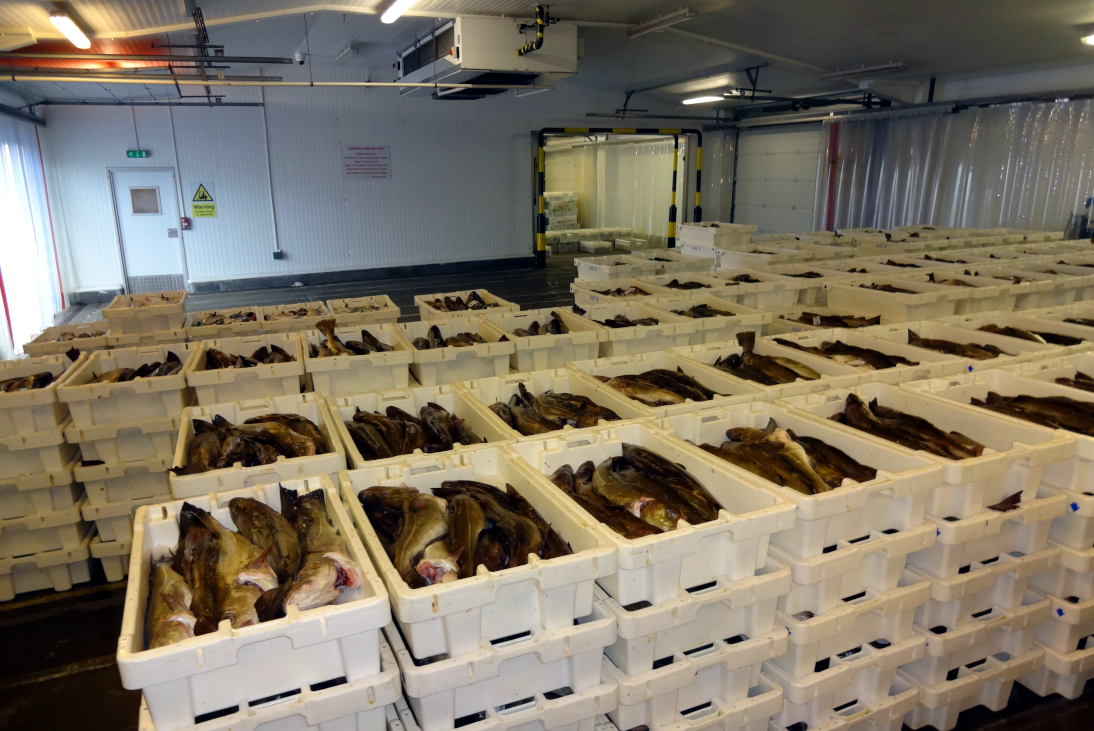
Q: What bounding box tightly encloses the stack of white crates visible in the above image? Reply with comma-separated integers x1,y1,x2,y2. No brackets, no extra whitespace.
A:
58,344,198,583
0,352,89,601
545,191,579,231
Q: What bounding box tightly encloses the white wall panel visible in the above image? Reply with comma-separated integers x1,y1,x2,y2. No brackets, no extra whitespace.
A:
734,125,822,234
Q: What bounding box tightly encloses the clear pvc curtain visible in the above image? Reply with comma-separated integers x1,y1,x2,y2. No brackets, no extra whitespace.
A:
597,138,675,244
813,100,1094,234
702,128,737,224
0,115,63,358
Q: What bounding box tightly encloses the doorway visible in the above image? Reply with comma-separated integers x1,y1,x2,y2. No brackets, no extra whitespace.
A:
109,168,187,293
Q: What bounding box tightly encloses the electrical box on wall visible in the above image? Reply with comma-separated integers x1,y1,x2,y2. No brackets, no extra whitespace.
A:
180,217,191,230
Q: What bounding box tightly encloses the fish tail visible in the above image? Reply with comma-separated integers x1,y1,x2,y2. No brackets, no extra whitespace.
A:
736,330,756,354
179,502,215,536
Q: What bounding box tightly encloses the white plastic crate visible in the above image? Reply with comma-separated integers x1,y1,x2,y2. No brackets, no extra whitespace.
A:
573,303,694,358
1003,353,1094,411
0,532,91,601
185,307,263,340
117,476,391,731
401,320,514,386
634,272,737,297
826,277,964,324
779,383,1075,522
386,613,618,731
103,291,188,334
58,344,198,429
187,333,306,405
77,456,172,508
1030,540,1094,606
327,295,402,327
0,499,87,559
1031,586,1094,655
0,460,81,521
302,324,414,396
414,290,519,322
595,559,791,676
627,250,715,275
767,328,968,385
340,446,616,659
0,419,77,480
1019,638,1094,699
0,351,84,437
82,492,173,542
606,627,786,731
1017,263,1094,301
459,368,649,441
861,320,1059,373
328,384,513,469
707,269,818,310
649,293,768,346
572,278,673,308
65,414,182,464
894,271,1023,314
259,302,332,333
476,308,604,372
717,247,815,269
580,240,614,254
678,222,757,249
656,401,942,560
937,311,1092,355
575,255,659,282
23,320,110,357
971,266,1081,310
91,533,131,582
509,422,796,608
903,369,1094,492
765,307,882,336
567,350,764,418
107,329,190,349
169,393,346,498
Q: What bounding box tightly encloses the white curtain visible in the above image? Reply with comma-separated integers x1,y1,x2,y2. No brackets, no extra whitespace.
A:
0,115,62,358
597,139,676,243
814,100,1094,234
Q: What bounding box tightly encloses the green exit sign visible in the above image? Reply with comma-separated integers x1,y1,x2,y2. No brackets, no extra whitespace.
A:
126,149,150,158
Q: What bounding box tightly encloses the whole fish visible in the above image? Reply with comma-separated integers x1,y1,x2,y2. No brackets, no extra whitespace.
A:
840,394,984,459
784,312,881,329
434,481,543,567
282,488,361,609
591,458,686,531
737,331,818,383
0,371,53,392
631,369,715,400
358,485,418,557
315,319,356,356
490,401,515,427
391,493,448,588
346,421,395,460
507,394,562,434
713,353,779,385
231,422,317,458
1065,318,1094,328
970,392,1094,435
977,324,1045,344
1055,370,1094,394
621,444,722,521
763,428,831,494
665,279,709,289
420,402,456,450
907,330,1004,360
353,410,406,455
506,484,570,559
447,494,486,579
229,497,303,583
703,441,818,495
90,367,137,384
859,283,918,294
244,414,327,454
146,563,196,649
789,432,877,485
596,376,685,406
172,525,219,635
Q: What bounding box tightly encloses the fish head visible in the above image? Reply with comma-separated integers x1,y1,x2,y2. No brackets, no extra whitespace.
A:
284,557,342,611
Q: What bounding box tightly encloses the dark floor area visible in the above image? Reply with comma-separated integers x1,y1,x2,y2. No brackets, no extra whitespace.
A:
18,252,1094,731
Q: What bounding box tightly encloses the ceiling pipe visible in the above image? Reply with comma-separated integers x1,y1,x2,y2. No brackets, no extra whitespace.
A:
2,74,556,90
33,100,264,107
0,52,293,63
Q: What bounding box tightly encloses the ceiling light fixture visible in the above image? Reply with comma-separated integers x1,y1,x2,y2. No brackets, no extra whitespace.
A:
382,0,420,24
683,95,722,105
49,11,90,49
821,62,908,80
627,8,695,38
1082,34,1094,45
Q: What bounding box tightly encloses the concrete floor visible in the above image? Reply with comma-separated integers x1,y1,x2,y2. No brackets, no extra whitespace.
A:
13,251,1094,731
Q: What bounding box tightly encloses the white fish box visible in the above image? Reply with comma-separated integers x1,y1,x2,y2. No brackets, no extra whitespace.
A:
0,499,87,559
767,328,967,385
77,456,172,508
185,307,263,340
1030,540,1094,607
648,293,768,346
414,290,519,322
606,624,787,731
65,414,182,464
826,276,965,324
508,422,796,608
575,254,659,282
676,244,721,261
937,310,1092,355
328,384,512,469
0,461,82,521
386,615,618,731
571,277,673,308
136,643,399,731
400,321,514,387
778,383,1075,522
708,268,819,310
1020,263,1094,301
903,369,1094,493
0,418,77,480
302,324,414,396
861,320,1059,373
459,368,649,441
627,250,714,275
567,350,764,417
82,492,174,542
572,302,694,358
107,329,190,349
656,401,942,560
1001,353,1094,415
0,351,83,437
0,533,91,601
635,272,739,298
580,240,614,254
678,223,757,249
1031,587,1094,655
1019,637,1094,700
772,679,918,731
58,344,198,429
718,246,815,269
476,308,604,372
23,320,110,357
327,295,402,327
773,569,930,678
764,307,881,336
187,333,306,406
259,302,332,333
103,291,188,334
91,533,131,582
595,560,791,676
117,476,392,731
976,266,1080,310
168,393,345,499
340,446,616,659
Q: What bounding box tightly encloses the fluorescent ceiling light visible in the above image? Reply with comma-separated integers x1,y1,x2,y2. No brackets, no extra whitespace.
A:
627,8,695,38
382,0,420,24
1083,34,1094,45
683,95,722,105
821,62,908,80
49,11,90,49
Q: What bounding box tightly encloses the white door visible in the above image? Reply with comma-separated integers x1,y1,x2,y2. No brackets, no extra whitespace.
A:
111,169,186,293
734,126,823,234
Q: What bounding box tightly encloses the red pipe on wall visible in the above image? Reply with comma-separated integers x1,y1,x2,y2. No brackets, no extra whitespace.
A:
824,123,840,231
0,266,12,352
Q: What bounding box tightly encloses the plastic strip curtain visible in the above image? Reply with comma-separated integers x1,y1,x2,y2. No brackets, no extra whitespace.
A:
597,138,675,243
813,101,1094,234
0,115,62,358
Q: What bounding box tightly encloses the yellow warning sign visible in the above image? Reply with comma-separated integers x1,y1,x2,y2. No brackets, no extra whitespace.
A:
190,182,217,218
193,184,214,202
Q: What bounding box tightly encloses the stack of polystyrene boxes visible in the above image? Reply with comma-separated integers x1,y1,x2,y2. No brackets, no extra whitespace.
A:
658,401,940,731
58,344,199,583
507,422,797,731
545,191,579,231
0,352,88,600
340,446,620,731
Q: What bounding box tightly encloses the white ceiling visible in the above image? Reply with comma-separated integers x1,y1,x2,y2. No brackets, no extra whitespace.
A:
4,0,1094,108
